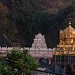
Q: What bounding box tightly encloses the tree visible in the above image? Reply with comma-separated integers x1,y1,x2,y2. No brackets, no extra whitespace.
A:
0,49,38,75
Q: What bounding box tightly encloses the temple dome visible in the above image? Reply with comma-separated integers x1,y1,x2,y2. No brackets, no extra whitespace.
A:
56,21,75,54
63,21,75,34
60,21,75,39
59,21,75,45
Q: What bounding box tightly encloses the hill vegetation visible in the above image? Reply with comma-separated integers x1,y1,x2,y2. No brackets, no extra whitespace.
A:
0,0,75,48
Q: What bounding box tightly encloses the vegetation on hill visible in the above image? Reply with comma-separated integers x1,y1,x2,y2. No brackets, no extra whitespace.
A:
0,0,75,48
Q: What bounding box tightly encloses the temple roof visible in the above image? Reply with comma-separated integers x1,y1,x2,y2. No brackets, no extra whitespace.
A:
63,21,75,33
32,33,47,48
35,33,44,39
58,21,75,48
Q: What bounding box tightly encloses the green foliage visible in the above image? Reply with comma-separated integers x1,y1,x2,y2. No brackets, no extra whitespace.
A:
0,63,14,75
0,49,38,75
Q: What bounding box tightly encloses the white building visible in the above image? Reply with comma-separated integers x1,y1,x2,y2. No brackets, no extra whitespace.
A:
32,33,47,49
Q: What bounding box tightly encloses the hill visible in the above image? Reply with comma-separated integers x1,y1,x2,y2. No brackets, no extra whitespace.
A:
0,0,75,48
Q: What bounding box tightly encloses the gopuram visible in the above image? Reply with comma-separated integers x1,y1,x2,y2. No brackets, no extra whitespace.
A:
32,33,47,48
30,33,53,65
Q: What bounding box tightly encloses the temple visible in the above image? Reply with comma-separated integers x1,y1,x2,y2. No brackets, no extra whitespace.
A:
57,21,75,51
32,33,47,48
54,21,75,55
31,33,53,65
52,21,75,65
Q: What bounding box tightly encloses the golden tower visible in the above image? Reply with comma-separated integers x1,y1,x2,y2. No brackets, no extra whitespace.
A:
54,21,75,55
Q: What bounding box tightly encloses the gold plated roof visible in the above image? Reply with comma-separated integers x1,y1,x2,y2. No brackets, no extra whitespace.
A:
63,21,75,33
56,21,75,54
58,21,75,50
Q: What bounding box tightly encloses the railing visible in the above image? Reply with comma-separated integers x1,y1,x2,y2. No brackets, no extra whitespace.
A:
0,47,53,58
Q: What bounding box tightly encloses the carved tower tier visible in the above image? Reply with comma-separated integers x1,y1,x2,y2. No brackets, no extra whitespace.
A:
32,33,47,48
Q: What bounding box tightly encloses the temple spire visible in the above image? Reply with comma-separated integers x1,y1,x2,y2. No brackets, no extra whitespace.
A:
32,33,47,48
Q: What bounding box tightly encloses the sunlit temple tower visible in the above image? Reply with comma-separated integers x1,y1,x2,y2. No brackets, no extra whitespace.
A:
53,21,75,65
32,33,47,48
57,21,75,52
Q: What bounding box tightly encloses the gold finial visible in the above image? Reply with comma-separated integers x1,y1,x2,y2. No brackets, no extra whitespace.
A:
69,21,71,27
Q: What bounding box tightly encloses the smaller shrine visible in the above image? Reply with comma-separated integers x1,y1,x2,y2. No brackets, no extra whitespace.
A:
32,33,47,48
31,33,53,66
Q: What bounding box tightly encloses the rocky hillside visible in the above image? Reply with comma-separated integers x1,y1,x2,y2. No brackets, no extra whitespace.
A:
0,0,75,48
